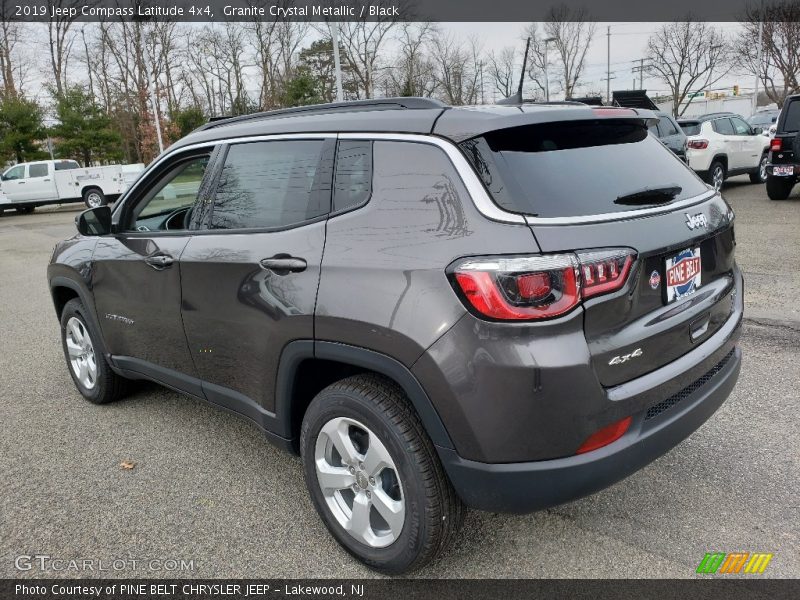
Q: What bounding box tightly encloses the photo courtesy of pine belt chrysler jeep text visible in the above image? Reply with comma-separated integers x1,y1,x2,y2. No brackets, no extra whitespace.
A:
47,98,743,574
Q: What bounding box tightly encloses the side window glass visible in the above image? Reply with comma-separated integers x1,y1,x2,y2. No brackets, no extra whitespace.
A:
29,163,49,178
4,165,24,180
129,155,209,231
333,140,372,212
659,117,679,136
648,123,660,136
210,140,328,230
713,118,735,135
731,117,751,135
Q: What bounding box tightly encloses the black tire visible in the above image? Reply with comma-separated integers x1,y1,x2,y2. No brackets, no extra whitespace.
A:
83,187,106,209
766,176,794,200
300,374,464,574
750,154,768,183
60,298,126,404
705,160,726,191
15,206,34,214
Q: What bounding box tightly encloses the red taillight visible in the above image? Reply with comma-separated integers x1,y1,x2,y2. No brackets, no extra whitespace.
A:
770,138,782,152
451,249,636,321
576,249,635,299
453,255,580,320
576,416,632,454
687,139,709,150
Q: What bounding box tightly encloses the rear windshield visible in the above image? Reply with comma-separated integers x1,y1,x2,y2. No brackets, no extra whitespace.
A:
748,113,777,127
781,101,800,133
679,121,701,135
460,120,707,219
54,160,80,171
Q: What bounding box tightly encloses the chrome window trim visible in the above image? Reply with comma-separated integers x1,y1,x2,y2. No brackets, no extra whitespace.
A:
116,130,717,226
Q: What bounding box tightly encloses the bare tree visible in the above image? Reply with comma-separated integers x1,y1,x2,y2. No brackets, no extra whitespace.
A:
525,7,595,100
736,1,800,107
47,0,86,97
430,33,484,105
646,21,730,117
0,4,27,97
384,22,438,97
333,3,401,98
488,46,519,99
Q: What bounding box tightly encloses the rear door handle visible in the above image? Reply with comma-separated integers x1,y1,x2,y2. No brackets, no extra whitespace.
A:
144,253,174,270
259,255,307,274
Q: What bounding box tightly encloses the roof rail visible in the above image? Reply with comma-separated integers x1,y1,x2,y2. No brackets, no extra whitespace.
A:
197,97,448,131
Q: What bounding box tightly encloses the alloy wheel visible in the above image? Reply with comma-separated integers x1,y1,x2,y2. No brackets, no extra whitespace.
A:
712,165,724,191
65,316,97,389
314,416,405,548
86,192,102,208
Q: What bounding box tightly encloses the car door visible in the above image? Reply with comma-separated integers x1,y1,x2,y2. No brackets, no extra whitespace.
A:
1,165,27,201
731,115,763,169
92,147,221,384
712,118,739,168
25,162,58,201
179,136,334,421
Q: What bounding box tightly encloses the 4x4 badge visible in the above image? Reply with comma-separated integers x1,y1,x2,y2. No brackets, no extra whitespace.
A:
685,213,709,230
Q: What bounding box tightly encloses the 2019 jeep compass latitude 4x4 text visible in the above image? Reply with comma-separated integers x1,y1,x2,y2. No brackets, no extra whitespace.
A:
48,98,742,574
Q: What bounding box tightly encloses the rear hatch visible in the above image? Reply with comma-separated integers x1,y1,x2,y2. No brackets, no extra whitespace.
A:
771,97,800,164
459,116,738,386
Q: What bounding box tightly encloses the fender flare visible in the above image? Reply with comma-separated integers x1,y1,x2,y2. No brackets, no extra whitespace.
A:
49,275,109,358
275,340,455,450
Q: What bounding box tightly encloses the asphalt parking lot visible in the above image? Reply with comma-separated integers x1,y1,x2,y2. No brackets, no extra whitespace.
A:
1,177,798,579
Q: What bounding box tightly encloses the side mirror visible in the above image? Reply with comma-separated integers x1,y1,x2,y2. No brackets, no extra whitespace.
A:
753,126,764,135
76,206,112,236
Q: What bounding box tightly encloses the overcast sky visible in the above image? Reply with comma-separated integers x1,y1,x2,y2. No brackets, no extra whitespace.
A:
23,21,756,109
448,21,751,102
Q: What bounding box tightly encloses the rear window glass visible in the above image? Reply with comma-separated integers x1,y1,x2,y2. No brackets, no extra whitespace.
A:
781,101,800,132
29,163,48,177
713,118,735,135
333,140,372,212
659,117,680,136
749,113,777,127
460,120,707,219
679,122,701,135
54,160,79,171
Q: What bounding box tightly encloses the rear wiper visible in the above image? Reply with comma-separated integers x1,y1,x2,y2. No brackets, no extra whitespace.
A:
614,185,682,205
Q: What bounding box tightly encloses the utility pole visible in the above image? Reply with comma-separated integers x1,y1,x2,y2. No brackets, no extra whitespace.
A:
753,17,764,115
543,37,555,101
606,26,611,103
632,58,646,90
330,22,344,102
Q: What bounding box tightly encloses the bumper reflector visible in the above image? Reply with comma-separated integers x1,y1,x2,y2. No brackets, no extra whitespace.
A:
576,416,632,454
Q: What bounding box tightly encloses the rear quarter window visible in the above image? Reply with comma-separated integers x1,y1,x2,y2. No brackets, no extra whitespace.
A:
460,120,707,219
781,101,800,132
680,122,701,135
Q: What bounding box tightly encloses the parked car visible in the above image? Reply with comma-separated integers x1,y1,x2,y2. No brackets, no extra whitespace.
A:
0,159,143,213
748,108,780,140
648,111,688,160
765,94,800,200
678,112,770,190
47,98,742,574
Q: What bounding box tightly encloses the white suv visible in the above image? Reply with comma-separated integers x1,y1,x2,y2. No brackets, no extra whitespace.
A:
678,113,770,190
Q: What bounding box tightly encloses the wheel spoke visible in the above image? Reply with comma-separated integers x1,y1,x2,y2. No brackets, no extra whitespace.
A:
66,338,82,358
371,487,405,538
77,358,89,385
362,438,392,478
347,493,373,544
328,420,361,464
68,320,83,344
315,461,355,493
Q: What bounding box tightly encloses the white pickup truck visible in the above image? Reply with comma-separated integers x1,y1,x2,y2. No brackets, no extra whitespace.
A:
0,159,144,213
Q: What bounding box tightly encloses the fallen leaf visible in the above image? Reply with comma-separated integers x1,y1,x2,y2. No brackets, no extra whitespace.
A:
120,460,136,470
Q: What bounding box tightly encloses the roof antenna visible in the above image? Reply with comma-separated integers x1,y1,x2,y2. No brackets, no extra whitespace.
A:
498,37,530,105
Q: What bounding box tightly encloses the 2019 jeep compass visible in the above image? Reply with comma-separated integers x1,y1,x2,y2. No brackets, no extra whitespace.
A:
48,98,742,574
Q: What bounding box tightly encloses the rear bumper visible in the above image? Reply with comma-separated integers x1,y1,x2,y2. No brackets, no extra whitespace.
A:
438,345,740,513
436,270,743,513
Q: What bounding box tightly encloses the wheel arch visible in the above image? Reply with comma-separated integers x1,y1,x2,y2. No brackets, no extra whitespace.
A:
49,275,108,357
711,154,728,170
275,340,455,454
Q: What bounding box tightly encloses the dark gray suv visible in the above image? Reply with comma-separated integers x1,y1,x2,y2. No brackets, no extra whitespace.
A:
48,98,742,573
